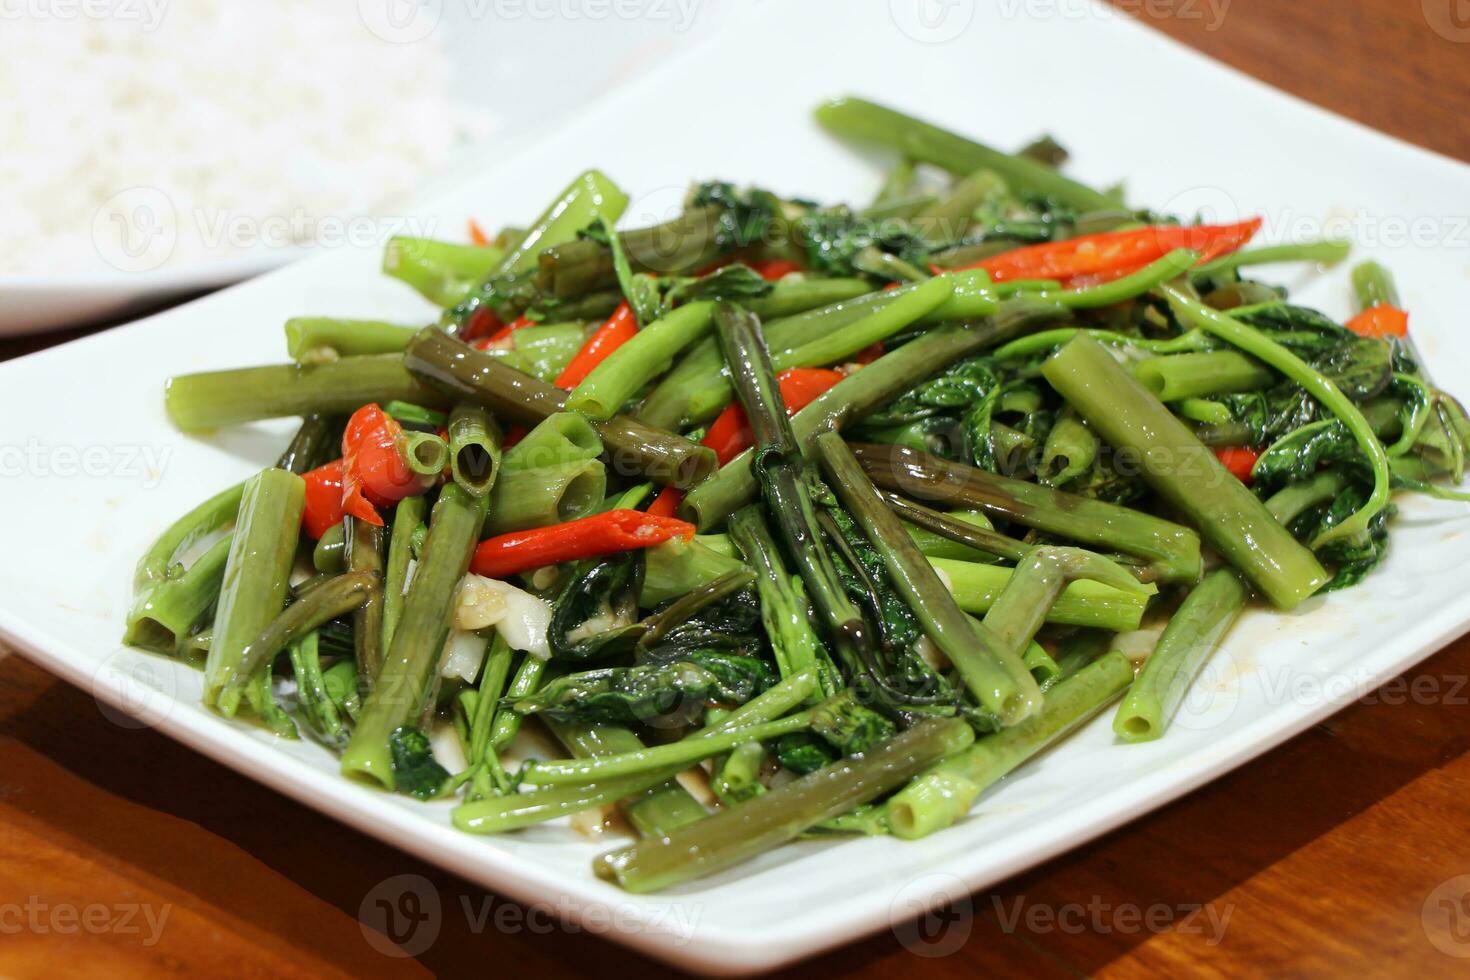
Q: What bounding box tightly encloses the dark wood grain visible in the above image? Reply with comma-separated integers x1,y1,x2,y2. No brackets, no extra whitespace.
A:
4,2,1470,975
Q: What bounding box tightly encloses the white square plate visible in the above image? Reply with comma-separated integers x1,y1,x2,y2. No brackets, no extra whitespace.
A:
3,1,1469,972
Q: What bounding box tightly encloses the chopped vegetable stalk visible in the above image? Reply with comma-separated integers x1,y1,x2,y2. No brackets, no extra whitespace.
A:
1044,334,1328,608
1158,282,1392,551
593,716,975,893
814,432,1041,725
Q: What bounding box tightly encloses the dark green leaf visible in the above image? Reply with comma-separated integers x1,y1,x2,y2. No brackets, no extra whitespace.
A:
389,726,450,800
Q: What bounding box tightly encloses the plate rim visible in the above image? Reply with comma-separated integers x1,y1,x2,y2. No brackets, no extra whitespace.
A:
3,2,1470,972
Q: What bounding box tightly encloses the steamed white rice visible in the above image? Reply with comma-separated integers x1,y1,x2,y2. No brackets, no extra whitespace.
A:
0,1,480,275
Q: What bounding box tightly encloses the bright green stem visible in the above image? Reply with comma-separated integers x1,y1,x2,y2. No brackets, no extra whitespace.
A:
381,494,427,653
593,717,975,893
1159,282,1391,551
447,404,502,496
814,97,1114,212
483,459,606,535
166,355,441,431
885,653,1132,840
1047,249,1198,309
1351,260,1400,310
995,326,1214,361
493,170,629,277
543,719,709,836
453,670,817,834
727,506,835,699
204,469,305,709
131,482,244,597
1194,239,1351,278
566,301,716,420
775,275,953,370
342,485,488,789
525,713,811,786
1044,334,1328,608
382,236,503,307
1039,412,1098,488
1134,350,1276,402
284,318,419,361
123,534,232,653
933,557,1149,631
1112,569,1247,743
980,547,1153,660
400,431,450,477
1112,472,1349,742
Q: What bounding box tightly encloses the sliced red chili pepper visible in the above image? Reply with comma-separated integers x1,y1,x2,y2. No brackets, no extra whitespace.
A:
752,259,802,281
960,219,1262,283
341,404,434,526
1345,304,1409,339
301,459,346,539
468,218,490,247
470,509,695,579
1215,446,1262,484
701,367,845,466
645,485,683,518
555,302,638,389
852,342,885,366
460,306,503,343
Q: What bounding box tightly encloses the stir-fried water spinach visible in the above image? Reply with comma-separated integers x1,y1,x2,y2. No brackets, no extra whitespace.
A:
133,98,1470,891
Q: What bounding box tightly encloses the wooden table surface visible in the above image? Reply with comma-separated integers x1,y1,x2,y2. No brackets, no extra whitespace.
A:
4,1,1470,976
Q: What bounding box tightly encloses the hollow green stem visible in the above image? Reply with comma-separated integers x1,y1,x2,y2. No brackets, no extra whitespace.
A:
885,653,1132,839
342,484,488,789
217,571,377,714
526,713,811,786
815,432,1041,725
855,443,1202,584
453,670,817,834
1134,350,1276,402
1193,239,1350,278
285,318,420,361
166,355,441,431
204,469,305,710
1158,282,1391,551
404,328,716,488
814,97,1114,212
593,716,975,892
566,301,716,420
1045,334,1328,607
